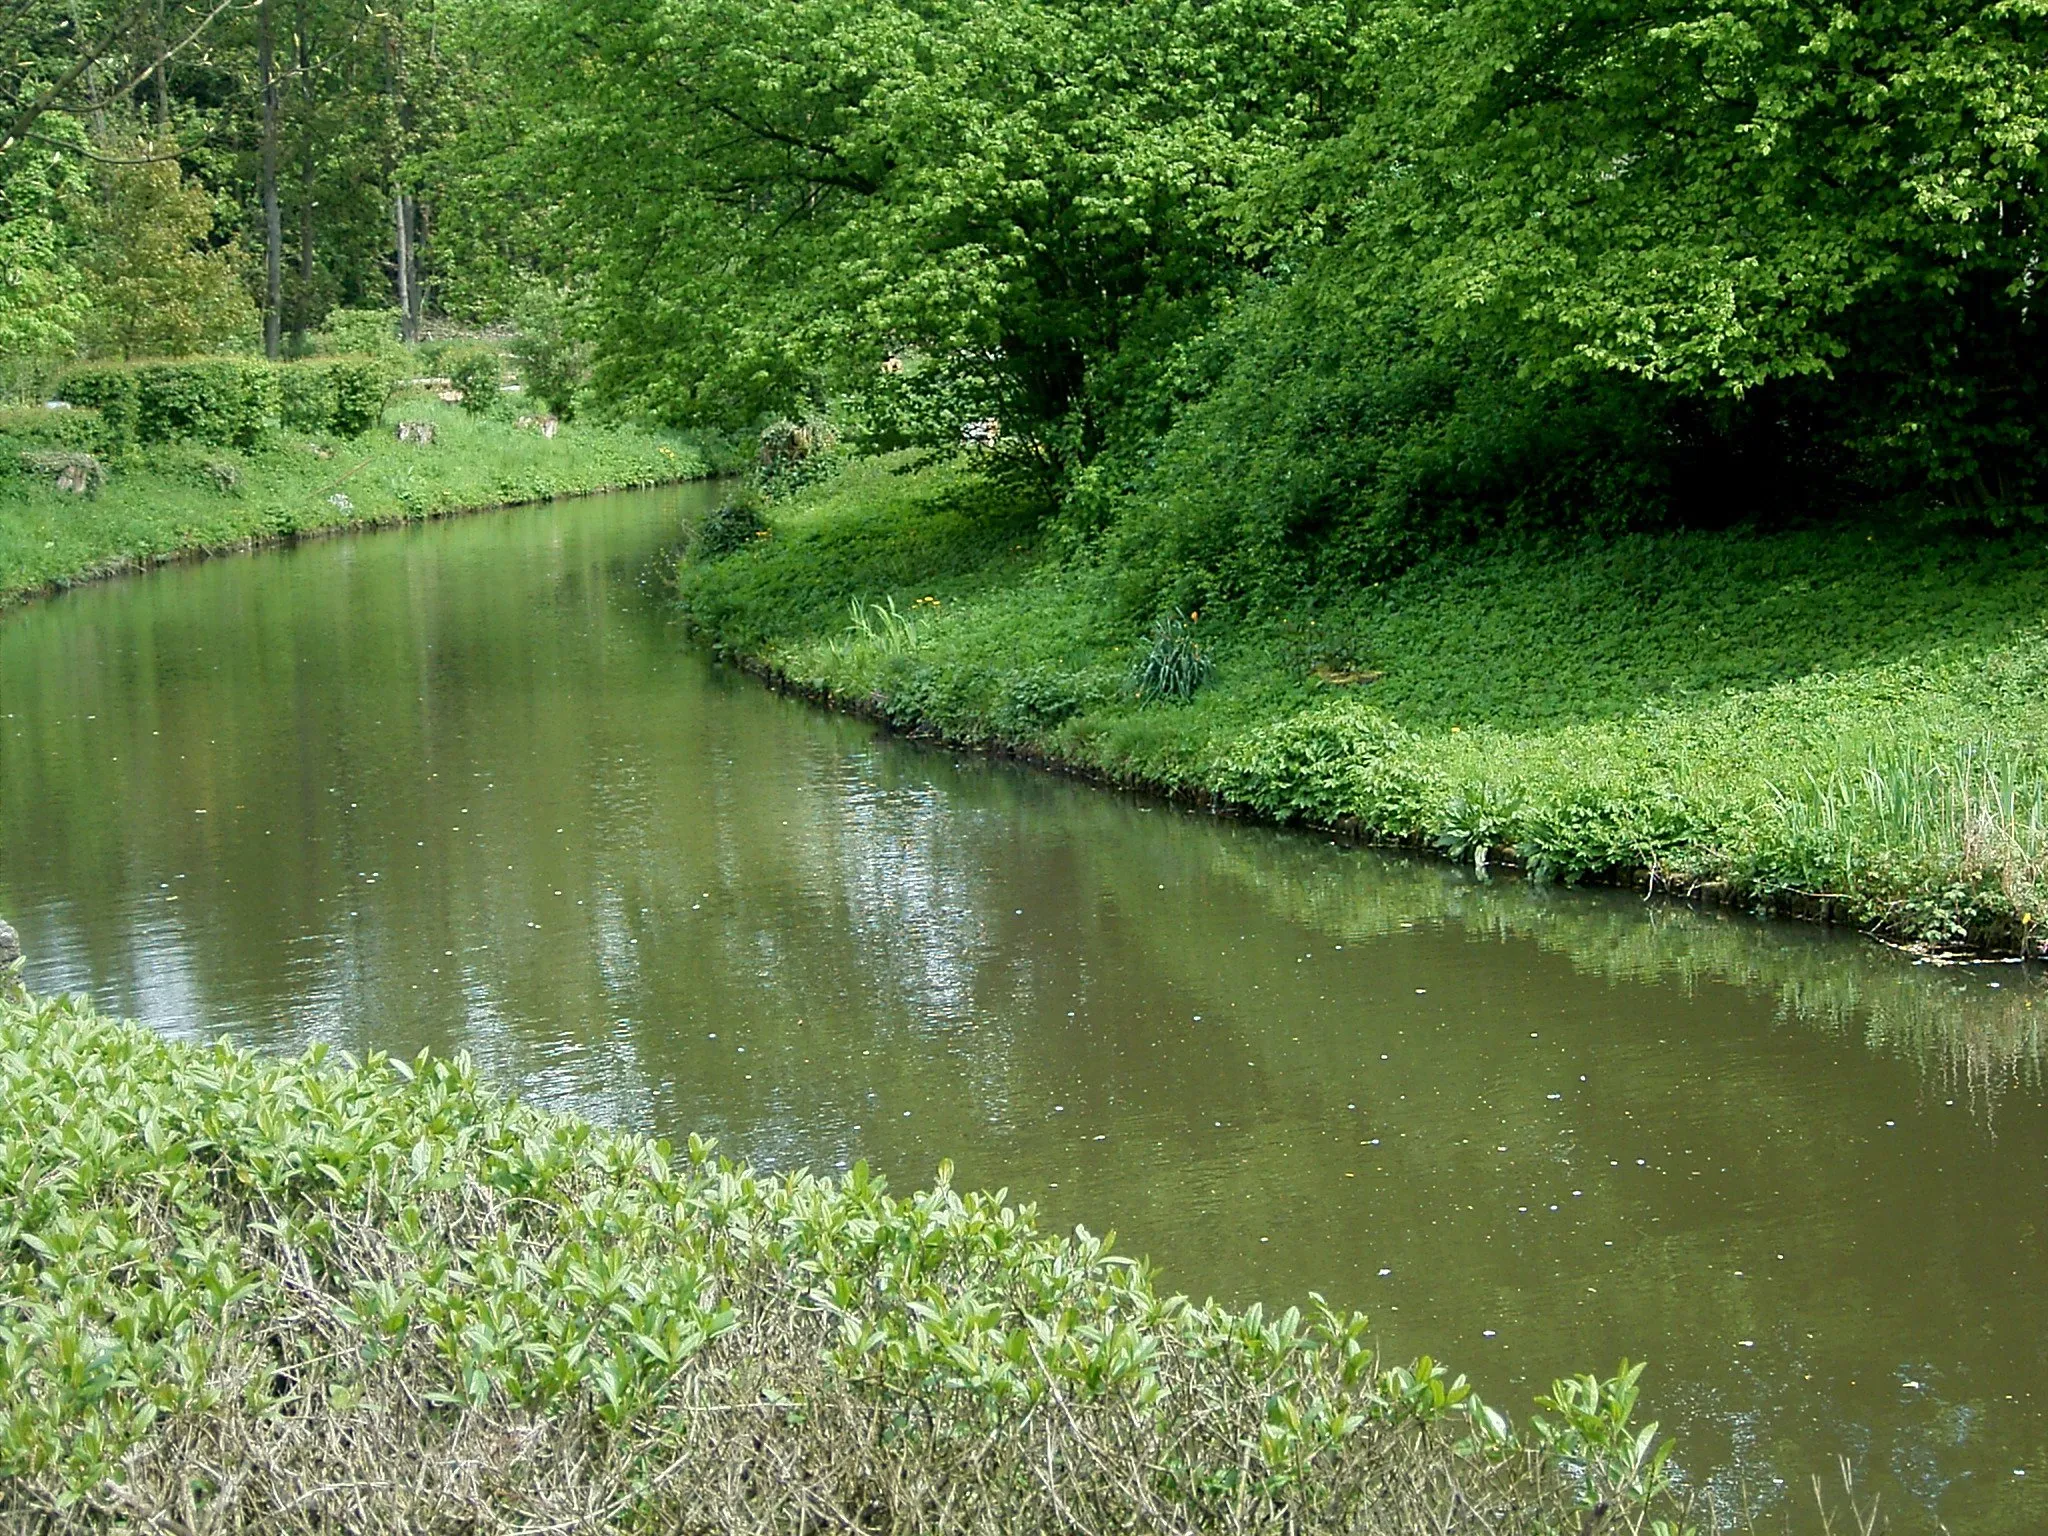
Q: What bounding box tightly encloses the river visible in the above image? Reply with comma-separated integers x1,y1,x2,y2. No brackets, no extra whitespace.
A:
2,483,2043,1531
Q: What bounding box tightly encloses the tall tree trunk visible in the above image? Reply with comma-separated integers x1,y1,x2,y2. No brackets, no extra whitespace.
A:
394,187,415,340
69,0,110,142
151,0,171,123
259,0,282,359
415,196,433,322
386,14,417,340
292,0,314,348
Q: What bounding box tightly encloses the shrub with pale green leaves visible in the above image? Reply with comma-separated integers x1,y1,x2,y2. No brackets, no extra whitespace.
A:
316,308,404,360
0,990,1700,1535
446,348,504,415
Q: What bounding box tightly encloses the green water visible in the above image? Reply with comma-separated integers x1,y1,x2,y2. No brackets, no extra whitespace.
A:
2,484,2044,1531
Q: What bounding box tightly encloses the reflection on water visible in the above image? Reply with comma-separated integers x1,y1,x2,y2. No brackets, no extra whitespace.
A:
1215,835,2047,1117
2,486,2045,1533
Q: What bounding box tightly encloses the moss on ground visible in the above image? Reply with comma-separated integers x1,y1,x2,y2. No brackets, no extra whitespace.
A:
679,457,2048,953
0,395,711,608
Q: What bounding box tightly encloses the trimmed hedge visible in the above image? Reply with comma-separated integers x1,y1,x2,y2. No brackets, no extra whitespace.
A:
277,358,389,437
0,406,113,456
53,357,390,448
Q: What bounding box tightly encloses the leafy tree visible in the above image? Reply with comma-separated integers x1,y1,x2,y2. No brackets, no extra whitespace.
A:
74,143,258,357
1259,0,2048,510
0,147,88,367
494,0,1360,451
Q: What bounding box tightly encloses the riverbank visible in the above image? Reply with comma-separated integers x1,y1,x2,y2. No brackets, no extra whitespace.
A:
678,456,2048,955
0,397,713,609
0,985,1687,1534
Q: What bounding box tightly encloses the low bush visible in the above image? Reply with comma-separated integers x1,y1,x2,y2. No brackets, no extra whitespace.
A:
0,406,113,456
446,348,503,415
757,415,848,498
49,364,139,444
688,482,770,559
316,307,404,360
57,359,277,449
509,286,592,418
276,358,390,438
0,990,1692,1535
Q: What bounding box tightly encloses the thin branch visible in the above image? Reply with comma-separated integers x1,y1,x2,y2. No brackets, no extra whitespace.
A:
1,16,140,150
700,98,880,195
100,0,249,106
1,0,244,151
23,126,207,161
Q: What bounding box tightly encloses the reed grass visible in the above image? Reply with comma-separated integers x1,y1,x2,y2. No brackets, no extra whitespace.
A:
1777,742,2048,919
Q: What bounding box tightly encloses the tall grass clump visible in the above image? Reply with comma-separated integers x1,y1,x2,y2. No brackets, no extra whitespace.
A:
843,593,926,655
1132,608,1210,701
1769,741,2048,944
0,990,1712,1535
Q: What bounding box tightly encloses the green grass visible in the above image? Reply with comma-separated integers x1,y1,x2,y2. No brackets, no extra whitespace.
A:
0,395,710,608
678,459,2048,952
0,987,1692,1534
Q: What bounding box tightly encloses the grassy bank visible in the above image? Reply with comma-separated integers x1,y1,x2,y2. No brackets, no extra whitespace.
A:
678,457,2048,954
0,396,711,608
0,987,1693,1534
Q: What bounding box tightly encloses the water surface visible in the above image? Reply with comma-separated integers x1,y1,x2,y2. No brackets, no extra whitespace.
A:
3,486,2045,1531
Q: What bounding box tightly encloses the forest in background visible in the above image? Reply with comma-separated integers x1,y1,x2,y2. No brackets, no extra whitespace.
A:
7,0,2044,571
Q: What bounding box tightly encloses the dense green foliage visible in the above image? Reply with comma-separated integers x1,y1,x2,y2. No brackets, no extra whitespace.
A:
13,0,2044,548
0,0,562,373
506,288,590,418
276,359,390,437
497,0,1329,444
0,988,1695,1533
69,149,260,360
52,358,390,449
0,397,707,607
445,347,503,415
689,483,771,561
0,407,110,455
0,151,88,368
495,0,2047,553
680,459,2048,952
610,0,2046,947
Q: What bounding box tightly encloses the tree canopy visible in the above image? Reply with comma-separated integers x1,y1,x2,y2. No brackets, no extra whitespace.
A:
5,0,2043,541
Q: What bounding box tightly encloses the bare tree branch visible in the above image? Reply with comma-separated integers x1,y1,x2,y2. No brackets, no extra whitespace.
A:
1,0,244,152
700,98,882,196
23,125,210,160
